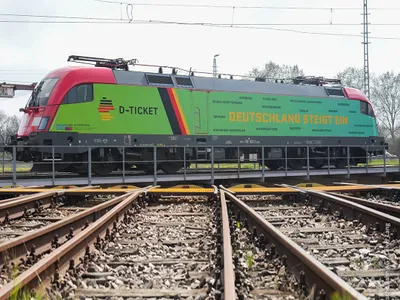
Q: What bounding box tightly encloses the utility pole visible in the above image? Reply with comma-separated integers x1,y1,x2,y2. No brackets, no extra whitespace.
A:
213,54,220,78
362,0,371,99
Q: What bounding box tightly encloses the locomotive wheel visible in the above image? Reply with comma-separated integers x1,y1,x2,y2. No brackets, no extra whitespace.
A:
135,163,159,174
287,148,305,170
334,159,347,169
288,158,305,170
160,162,183,174
73,162,88,175
311,158,325,169
31,163,53,173
91,152,116,176
144,164,157,174
265,160,282,170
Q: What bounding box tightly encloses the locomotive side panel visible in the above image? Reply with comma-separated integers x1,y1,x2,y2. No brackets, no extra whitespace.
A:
11,65,385,176
48,84,378,139
49,84,174,135
207,91,378,138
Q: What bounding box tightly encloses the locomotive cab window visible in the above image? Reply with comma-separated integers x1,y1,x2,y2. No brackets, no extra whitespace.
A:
360,100,375,117
367,103,375,117
62,84,94,104
360,101,368,115
27,77,59,108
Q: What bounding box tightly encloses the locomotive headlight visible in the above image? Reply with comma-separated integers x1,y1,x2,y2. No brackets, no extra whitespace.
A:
38,117,50,130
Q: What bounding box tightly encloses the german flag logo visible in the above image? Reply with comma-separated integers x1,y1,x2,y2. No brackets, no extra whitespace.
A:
98,97,114,121
158,88,190,135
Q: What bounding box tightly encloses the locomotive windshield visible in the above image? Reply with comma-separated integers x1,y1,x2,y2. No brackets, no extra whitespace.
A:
27,77,59,108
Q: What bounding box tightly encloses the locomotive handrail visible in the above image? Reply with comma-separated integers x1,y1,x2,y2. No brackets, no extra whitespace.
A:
5,144,387,148
0,143,395,187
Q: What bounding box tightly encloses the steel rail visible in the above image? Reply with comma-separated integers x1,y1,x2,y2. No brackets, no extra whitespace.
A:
0,191,59,222
333,181,400,191
0,186,154,300
220,186,366,300
281,184,400,238
219,190,236,299
211,184,219,195
0,185,98,221
0,194,30,203
219,185,236,194
329,192,400,218
0,185,153,267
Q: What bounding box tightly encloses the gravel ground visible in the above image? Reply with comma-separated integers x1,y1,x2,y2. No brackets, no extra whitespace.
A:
342,192,400,207
243,195,283,203
0,206,76,239
0,197,111,287
242,196,400,299
0,196,109,242
230,207,305,300
48,198,221,300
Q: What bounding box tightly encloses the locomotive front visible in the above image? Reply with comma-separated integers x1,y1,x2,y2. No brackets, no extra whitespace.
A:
10,66,116,164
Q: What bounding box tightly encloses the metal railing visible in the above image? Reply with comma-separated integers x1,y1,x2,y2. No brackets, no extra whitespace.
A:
0,144,394,186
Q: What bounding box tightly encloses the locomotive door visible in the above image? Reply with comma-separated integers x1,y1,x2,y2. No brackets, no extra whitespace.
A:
192,92,209,134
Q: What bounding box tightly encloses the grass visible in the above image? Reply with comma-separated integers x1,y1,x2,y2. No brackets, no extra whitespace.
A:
10,287,44,300
189,162,260,170
0,163,32,173
190,159,400,169
9,264,45,300
246,251,254,269
358,158,399,166
330,291,353,300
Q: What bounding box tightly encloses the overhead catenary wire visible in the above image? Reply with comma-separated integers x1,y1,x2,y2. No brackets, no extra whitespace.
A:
5,19,400,26
4,13,400,26
1,16,400,40
2,2,400,41
93,0,400,11
0,70,50,72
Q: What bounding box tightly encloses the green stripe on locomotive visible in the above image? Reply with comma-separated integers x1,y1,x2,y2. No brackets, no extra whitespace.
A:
49,84,378,137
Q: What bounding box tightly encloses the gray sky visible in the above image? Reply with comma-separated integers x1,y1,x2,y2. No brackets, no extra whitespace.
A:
1,0,400,115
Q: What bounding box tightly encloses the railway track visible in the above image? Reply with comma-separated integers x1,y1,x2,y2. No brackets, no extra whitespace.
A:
0,186,153,296
223,185,400,299
0,186,236,300
1,183,400,299
56,198,225,299
0,202,81,244
0,188,114,245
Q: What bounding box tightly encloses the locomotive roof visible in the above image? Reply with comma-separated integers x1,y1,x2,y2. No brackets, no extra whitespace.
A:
61,55,367,101
47,66,369,102
112,69,346,99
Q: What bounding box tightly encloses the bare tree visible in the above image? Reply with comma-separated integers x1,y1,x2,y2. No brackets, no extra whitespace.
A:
371,71,400,146
336,67,395,146
0,110,20,144
336,67,367,93
0,110,6,145
249,61,304,80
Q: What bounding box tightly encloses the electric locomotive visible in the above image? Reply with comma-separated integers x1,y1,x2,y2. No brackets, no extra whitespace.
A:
10,55,385,175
